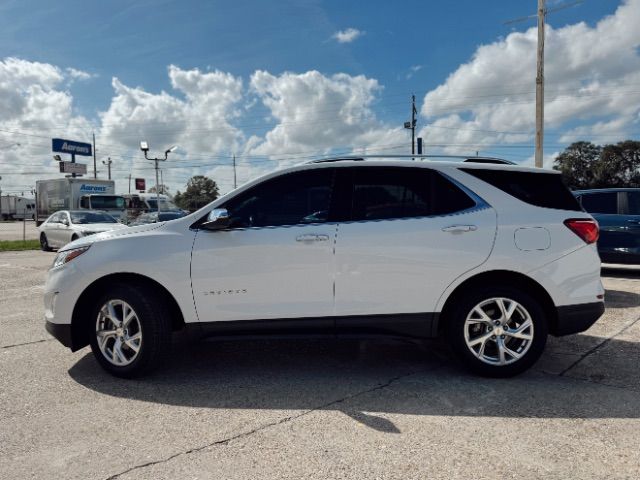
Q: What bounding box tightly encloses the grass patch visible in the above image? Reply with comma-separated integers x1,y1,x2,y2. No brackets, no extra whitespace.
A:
0,239,41,251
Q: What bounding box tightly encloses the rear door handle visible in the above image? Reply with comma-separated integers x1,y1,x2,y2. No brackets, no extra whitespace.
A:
442,225,477,233
296,234,330,242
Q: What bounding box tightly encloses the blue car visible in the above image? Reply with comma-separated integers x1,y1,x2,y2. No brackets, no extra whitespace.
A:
573,188,640,264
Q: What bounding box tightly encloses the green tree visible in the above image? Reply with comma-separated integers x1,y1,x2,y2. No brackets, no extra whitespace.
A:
553,141,601,189
174,175,220,211
597,140,640,188
554,140,640,189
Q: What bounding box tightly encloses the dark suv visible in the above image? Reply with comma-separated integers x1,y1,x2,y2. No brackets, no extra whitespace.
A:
573,188,640,264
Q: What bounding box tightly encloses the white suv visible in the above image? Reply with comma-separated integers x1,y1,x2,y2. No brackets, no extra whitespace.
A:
44,157,605,378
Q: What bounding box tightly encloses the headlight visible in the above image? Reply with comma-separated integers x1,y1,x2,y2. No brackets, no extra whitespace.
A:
52,246,91,268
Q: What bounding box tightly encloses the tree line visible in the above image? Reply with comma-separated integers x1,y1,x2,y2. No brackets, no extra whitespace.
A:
554,140,640,189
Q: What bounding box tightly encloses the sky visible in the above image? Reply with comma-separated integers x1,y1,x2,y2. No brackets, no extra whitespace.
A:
0,0,637,196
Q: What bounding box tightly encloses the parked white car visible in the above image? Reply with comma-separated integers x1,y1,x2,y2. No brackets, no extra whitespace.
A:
44,157,605,378
39,210,127,251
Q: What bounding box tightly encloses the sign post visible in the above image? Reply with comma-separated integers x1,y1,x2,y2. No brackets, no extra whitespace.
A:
52,138,92,178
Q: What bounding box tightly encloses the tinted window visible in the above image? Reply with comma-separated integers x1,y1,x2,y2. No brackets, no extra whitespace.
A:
580,192,618,214
350,167,475,221
461,168,581,211
627,192,640,215
223,169,334,228
70,211,118,224
90,195,125,209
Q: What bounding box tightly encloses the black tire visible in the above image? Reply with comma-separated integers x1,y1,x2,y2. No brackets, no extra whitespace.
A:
445,286,548,378
89,283,171,378
40,233,52,252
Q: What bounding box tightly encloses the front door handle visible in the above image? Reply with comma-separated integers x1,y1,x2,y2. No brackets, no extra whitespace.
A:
442,225,478,233
296,234,330,242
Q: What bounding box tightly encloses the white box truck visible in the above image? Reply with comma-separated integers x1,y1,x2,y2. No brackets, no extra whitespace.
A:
36,179,126,225
0,196,36,221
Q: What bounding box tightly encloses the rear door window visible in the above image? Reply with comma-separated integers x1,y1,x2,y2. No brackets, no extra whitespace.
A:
348,167,476,221
461,168,581,211
580,192,618,215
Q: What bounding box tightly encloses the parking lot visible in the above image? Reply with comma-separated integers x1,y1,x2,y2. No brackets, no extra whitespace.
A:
0,221,39,241
0,250,639,479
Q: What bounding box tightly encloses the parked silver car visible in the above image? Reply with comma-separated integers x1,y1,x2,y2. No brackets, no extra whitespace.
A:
39,210,127,251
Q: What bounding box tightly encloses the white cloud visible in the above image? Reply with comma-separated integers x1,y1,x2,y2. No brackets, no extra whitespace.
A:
65,67,96,82
96,66,245,192
332,28,364,44
247,70,405,159
419,0,640,156
406,65,423,80
0,58,93,195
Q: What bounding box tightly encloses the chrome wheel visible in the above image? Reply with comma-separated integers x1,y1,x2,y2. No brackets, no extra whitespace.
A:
464,297,534,366
95,299,142,367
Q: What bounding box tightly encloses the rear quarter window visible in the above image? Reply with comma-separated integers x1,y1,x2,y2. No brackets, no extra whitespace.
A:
460,168,581,211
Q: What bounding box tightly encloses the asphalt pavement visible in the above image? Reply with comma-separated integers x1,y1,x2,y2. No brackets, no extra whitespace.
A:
1,250,639,479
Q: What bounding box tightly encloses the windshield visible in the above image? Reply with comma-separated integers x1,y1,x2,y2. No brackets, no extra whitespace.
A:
89,196,125,210
146,198,179,211
70,211,118,224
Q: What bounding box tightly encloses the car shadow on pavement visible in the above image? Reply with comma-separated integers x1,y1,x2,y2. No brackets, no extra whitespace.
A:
68,333,640,429
604,289,640,309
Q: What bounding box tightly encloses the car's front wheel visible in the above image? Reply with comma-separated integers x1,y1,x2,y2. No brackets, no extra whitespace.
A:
40,233,52,251
446,287,548,377
89,284,171,378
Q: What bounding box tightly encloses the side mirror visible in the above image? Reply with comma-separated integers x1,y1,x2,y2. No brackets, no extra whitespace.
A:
201,208,230,231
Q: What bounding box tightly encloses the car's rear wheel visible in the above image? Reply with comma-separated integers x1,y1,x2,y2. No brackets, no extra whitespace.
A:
40,233,52,252
89,284,171,378
446,287,548,377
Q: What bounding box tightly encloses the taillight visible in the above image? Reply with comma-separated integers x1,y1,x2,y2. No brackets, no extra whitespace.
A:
564,219,599,244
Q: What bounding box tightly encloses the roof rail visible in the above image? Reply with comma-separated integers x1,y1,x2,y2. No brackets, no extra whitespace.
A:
307,154,515,165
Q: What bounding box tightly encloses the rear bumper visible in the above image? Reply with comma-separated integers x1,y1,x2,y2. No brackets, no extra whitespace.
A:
45,320,73,348
553,301,605,336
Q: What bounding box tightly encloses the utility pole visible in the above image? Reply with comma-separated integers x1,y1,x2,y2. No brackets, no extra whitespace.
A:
535,0,545,168
504,1,582,168
160,169,164,194
404,95,418,156
92,132,97,178
128,174,131,193
102,157,112,180
233,155,237,189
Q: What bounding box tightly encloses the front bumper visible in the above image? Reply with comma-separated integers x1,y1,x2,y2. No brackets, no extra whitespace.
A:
45,320,73,348
553,301,605,336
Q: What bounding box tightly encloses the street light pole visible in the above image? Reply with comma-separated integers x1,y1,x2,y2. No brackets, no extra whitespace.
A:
140,142,177,215
102,157,112,180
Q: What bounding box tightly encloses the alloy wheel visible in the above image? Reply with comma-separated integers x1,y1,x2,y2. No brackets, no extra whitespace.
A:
463,297,534,366
95,299,143,366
